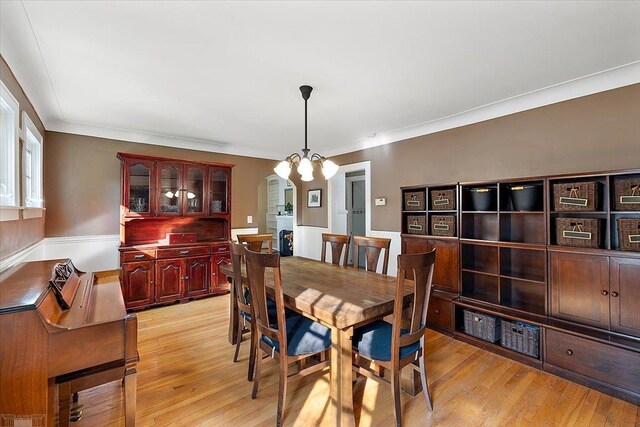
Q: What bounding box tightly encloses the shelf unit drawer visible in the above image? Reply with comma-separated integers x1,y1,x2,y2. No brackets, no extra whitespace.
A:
121,249,156,262
427,295,453,331
544,329,640,394
157,245,210,259
211,243,231,253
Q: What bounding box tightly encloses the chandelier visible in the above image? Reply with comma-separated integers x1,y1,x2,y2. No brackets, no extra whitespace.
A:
274,85,339,182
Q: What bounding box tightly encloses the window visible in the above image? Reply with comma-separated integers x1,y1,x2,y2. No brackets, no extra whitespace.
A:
0,80,19,207
22,112,43,208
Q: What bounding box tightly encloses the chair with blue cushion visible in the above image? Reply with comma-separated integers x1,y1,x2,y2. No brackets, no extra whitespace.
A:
352,250,436,427
245,249,331,427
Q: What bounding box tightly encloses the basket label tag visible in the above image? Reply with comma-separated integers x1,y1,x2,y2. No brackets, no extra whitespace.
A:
408,223,423,231
406,200,421,207
433,224,450,231
559,196,588,207
629,234,640,243
563,230,592,240
620,195,640,204
433,198,449,206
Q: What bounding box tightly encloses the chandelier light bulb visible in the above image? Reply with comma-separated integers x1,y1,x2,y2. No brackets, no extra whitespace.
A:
321,159,339,179
301,171,314,182
274,160,292,179
297,157,313,176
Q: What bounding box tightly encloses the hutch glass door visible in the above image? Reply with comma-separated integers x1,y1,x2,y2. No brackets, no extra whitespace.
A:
158,163,182,215
209,168,229,214
127,160,153,215
184,165,206,215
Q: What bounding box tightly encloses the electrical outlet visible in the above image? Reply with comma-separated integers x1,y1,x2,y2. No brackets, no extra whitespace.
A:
247,216,253,223
375,198,386,206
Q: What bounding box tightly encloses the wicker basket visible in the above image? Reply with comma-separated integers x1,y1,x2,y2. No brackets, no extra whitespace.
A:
463,310,500,343
431,215,456,237
406,215,426,235
404,191,426,211
430,189,456,210
553,181,599,211
556,217,602,248
500,319,540,358
618,218,640,251
614,179,640,211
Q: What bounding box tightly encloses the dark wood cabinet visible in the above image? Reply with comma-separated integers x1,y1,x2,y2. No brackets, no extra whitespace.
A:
118,153,234,310
609,257,640,336
155,258,184,303
550,251,610,329
426,292,454,332
121,261,155,308
185,256,210,297
211,253,231,294
402,236,459,294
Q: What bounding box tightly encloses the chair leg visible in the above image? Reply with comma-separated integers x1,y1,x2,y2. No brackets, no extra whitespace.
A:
277,359,288,427
233,316,243,363
247,328,256,381
391,370,402,427
252,347,263,399
419,353,433,411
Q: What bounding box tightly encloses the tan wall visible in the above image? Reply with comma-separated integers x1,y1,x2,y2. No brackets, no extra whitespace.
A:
299,84,640,231
0,56,46,258
256,179,267,233
44,132,278,237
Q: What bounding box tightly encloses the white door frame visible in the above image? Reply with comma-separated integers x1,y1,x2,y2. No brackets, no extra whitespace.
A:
327,160,371,237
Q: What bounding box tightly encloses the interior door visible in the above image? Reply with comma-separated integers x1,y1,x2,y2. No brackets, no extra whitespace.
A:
346,173,366,266
610,257,640,337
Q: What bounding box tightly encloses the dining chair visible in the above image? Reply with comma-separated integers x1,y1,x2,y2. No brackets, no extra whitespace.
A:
230,242,277,381
320,233,351,266
245,249,331,427
237,233,273,253
353,236,391,274
351,250,436,427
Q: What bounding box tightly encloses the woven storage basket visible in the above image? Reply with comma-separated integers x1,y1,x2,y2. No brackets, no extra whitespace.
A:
431,215,456,237
500,319,540,358
556,217,602,248
614,179,640,211
618,218,640,251
463,310,500,343
553,181,599,211
404,191,426,211
406,215,426,235
430,189,456,210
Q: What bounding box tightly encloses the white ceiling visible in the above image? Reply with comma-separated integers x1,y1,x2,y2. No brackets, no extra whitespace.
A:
1,1,639,159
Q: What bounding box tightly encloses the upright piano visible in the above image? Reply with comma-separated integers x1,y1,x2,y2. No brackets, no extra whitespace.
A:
0,259,138,427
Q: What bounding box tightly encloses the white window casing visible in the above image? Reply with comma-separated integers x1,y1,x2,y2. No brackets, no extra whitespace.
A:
22,111,43,209
0,80,20,208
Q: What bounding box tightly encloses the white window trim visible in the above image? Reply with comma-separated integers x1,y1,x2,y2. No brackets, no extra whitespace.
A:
0,79,20,209
21,111,44,209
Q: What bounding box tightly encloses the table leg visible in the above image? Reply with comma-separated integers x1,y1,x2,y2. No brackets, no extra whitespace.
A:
330,326,355,427
227,276,238,345
124,366,137,427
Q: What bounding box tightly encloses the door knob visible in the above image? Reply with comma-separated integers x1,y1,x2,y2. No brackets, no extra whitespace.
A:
611,291,619,297
566,349,573,356
601,290,608,296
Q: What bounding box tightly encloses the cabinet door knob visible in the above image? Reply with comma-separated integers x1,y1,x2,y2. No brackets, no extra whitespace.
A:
434,309,440,314
601,290,608,296
611,291,619,297
184,276,189,280
566,349,573,356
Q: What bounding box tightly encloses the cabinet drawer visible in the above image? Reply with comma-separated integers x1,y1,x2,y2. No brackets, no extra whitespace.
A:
545,329,640,394
157,246,210,259
427,295,453,330
121,249,155,262
211,243,230,253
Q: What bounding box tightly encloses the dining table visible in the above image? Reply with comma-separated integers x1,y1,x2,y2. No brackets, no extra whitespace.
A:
220,256,422,427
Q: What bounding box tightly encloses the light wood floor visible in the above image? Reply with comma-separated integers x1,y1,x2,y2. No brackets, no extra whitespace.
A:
75,296,639,426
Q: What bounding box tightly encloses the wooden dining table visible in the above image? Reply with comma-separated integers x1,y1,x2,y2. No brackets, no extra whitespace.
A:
220,256,421,426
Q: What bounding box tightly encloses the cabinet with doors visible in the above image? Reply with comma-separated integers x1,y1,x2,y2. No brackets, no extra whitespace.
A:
118,153,233,310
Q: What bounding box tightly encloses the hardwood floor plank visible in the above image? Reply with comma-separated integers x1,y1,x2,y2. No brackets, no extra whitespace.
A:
70,296,639,426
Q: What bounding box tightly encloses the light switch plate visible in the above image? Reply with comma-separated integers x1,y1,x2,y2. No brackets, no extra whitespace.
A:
247,216,253,223
375,198,386,206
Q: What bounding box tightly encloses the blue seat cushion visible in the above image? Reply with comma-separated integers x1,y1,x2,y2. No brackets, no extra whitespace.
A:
352,320,421,362
261,315,331,357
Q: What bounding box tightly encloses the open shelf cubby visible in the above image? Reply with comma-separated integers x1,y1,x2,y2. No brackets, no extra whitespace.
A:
499,278,546,316
461,243,498,274
499,247,546,283
461,271,499,305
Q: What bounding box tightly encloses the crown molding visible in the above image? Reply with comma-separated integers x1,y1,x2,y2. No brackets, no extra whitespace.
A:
322,62,640,158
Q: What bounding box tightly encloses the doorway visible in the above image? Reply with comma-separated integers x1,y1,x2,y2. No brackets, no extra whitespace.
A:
346,171,366,266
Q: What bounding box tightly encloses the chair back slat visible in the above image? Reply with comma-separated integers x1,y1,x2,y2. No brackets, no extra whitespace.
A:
393,250,436,359
321,233,351,266
238,233,274,253
230,242,251,316
244,249,287,352
353,236,391,274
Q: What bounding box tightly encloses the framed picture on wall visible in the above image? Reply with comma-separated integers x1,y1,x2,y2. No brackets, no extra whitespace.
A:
307,189,322,208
